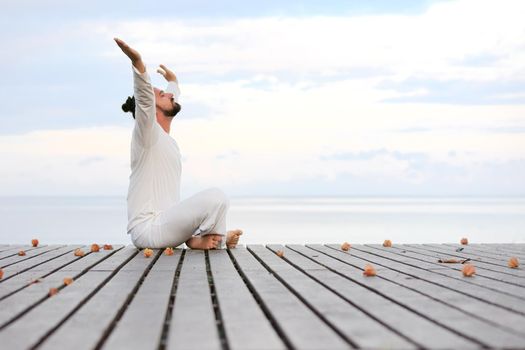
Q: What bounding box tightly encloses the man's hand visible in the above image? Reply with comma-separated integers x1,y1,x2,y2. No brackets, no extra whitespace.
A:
114,37,145,73
157,64,177,82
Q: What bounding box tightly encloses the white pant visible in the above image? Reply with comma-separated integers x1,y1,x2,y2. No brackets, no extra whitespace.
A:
131,188,229,249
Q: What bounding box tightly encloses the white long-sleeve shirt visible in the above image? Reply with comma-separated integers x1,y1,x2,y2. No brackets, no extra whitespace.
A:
127,65,182,234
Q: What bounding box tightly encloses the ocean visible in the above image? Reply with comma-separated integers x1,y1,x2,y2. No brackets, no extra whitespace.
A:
1,196,524,245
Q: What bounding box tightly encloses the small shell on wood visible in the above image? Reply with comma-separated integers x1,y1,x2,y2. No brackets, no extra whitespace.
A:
363,264,377,276
31,239,39,247
383,240,392,247
508,257,519,268
74,248,85,257
18,250,26,256
341,242,351,251
462,264,476,277
276,250,284,258
0,269,3,279
90,244,100,252
103,244,113,250
63,277,74,285
460,237,469,245
143,248,153,258
48,288,59,296
164,247,174,256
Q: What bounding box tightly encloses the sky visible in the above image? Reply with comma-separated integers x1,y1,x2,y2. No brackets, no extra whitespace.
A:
0,0,524,197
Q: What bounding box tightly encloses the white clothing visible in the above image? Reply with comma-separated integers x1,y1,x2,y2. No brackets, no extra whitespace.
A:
126,65,228,249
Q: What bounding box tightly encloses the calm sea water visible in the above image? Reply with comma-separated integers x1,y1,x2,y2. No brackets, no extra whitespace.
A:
1,196,524,245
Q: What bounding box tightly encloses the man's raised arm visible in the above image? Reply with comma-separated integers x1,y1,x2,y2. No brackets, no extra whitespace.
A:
114,38,157,147
114,38,145,73
157,64,181,104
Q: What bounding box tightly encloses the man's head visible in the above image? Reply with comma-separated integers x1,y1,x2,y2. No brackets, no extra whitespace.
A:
154,87,181,117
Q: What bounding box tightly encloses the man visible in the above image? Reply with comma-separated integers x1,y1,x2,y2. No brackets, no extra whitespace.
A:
115,38,242,250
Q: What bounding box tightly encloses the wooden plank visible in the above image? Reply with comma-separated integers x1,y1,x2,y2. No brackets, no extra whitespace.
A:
38,248,158,350
479,244,525,257
317,244,525,342
101,250,182,350
425,244,518,266
407,244,525,278
375,244,525,287
0,245,19,253
0,245,125,327
209,249,286,350
365,244,525,298
283,244,480,349
166,250,222,350
0,245,82,282
0,246,136,349
348,244,525,314
0,245,90,300
0,245,64,268
0,245,53,267
231,247,366,350
443,243,525,261
469,244,525,257
252,245,415,349
488,243,525,254
0,245,29,264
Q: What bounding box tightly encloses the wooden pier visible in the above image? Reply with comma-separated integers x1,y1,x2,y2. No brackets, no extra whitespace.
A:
0,243,524,349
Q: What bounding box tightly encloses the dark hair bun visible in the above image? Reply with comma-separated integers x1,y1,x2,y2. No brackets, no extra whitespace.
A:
122,96,136,118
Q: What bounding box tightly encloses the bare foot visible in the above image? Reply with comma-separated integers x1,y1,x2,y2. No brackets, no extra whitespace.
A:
186,234,222,250
226,229,243,249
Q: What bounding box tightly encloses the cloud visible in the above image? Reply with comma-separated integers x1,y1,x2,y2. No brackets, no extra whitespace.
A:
1,0,525,196
379,78,525,105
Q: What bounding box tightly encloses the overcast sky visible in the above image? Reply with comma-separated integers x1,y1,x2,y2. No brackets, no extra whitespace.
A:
1,0,524,197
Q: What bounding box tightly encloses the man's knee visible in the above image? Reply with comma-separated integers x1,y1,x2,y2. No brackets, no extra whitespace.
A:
204,187,230,210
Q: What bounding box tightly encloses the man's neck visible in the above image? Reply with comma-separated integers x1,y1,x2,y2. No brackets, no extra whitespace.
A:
156,110,172,134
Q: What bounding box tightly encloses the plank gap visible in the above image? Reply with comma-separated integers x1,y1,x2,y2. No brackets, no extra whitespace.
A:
226,248,295,350
248,246,358,348
0,247,125,331
93,249,161,350
158,249,186,350
29,247,137,349
205,250,230,350
289,245,488,348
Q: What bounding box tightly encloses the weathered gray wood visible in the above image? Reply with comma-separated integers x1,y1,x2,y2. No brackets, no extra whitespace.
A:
101,250,182,350
0,247,136,349
442,243,525,261
348,244,525,314
407,244,525,278
0,245,82,282
37,247,152,350
324,244,525,336
312,244,525,346
0,245,20,253
364,244,525,299
283,244,480,349
208,249,286,350
253,244,415,349
485,243,525,255
0,245,124,327
231,247,361,350
425,243,519,266
373,244,525,287
166,250,222,350
468,244,525,258
0,245,64,268
0,245,92,299
0,245,30,265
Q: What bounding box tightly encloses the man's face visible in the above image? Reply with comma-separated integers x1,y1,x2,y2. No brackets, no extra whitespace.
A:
154,87,176,116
